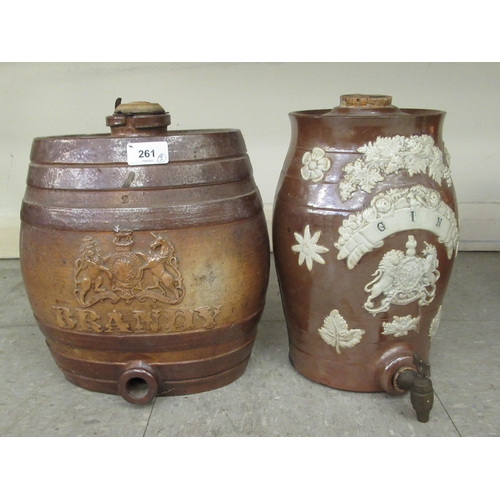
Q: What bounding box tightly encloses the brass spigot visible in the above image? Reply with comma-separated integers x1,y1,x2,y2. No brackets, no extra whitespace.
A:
394,353,434,423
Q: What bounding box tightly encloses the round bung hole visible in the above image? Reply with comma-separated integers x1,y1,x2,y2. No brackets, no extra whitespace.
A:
118,363,159,404
125,377,150,400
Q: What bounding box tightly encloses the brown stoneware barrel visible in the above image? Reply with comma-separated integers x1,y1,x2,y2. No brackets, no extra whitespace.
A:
272,95,459,422
20,100,270,404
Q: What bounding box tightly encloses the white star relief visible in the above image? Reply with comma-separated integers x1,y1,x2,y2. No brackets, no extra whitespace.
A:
291,225,330,271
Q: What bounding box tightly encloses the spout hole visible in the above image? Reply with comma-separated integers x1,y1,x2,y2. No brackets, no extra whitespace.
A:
125,377,149,400
117,363,159,405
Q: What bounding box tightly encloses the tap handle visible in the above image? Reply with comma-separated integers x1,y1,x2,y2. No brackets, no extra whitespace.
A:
413,352,431,378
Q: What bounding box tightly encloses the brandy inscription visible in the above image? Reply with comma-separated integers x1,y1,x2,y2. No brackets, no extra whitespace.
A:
53,305,222,333
61,230,222,334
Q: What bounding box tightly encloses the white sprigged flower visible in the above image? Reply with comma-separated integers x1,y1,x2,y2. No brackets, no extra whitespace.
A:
291,225,329,271
301,147,331,182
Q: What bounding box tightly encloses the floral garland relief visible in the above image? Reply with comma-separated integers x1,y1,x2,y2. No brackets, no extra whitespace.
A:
339,135,452,202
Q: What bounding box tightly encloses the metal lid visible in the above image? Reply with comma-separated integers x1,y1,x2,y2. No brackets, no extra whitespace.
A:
114,100,166,114
106,98,171,136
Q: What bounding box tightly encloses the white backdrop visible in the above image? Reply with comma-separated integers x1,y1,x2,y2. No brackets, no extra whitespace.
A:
1,62,499,257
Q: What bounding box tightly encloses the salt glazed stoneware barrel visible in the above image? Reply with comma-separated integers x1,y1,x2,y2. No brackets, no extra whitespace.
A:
20,100,270,404
273,94,459,422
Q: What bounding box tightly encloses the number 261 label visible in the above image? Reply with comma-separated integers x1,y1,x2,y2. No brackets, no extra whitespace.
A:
127,141,169,166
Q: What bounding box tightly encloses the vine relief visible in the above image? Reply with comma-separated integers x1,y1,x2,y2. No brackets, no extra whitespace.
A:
339,135,453,202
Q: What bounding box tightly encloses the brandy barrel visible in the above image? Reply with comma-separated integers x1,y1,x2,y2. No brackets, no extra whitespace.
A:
20,101,270,404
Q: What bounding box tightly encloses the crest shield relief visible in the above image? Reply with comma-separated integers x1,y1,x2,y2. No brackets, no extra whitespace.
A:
74,230,185,307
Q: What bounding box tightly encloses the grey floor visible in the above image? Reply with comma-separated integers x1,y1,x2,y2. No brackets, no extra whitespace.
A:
1,252,499,437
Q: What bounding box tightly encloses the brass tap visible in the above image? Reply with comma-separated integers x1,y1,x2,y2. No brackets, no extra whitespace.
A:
394,353,434,423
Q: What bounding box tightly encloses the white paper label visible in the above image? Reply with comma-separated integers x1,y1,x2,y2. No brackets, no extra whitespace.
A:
126,141,169,166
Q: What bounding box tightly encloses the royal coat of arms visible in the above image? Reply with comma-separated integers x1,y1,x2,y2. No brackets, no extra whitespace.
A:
74,231,185,307
363,235,440,316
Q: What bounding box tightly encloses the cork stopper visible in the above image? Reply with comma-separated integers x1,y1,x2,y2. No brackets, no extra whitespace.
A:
340,94,392,108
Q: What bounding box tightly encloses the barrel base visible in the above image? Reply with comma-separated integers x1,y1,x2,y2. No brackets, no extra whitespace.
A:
59,355,251,400
289,343,383,393
289,340,421,395
39,313,260,403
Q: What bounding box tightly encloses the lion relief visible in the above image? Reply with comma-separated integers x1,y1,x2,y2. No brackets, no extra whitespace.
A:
364,235,440,316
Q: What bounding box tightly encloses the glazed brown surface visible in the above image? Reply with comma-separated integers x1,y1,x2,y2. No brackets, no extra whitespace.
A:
273,96,458,394
20,103,270,403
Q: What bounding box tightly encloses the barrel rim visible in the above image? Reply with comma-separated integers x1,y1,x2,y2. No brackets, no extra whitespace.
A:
289,108,446,118
31,128,244,142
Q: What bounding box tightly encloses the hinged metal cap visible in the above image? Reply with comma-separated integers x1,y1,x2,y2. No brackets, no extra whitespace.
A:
114,100,166,114
106,98,171,136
